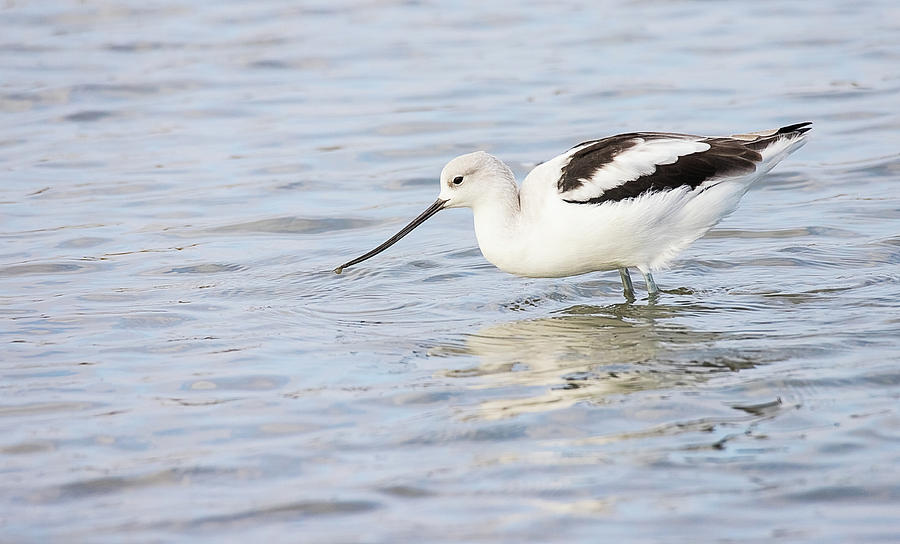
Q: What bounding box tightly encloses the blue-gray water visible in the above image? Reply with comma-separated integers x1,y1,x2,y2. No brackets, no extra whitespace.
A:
2,1,899,542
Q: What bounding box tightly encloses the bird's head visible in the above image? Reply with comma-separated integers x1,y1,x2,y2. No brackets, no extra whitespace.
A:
438,151,516,210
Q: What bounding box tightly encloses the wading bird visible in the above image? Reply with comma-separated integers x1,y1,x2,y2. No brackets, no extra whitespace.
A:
335,122,811,299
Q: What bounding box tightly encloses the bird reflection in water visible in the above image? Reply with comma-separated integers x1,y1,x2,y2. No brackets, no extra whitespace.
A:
436,303,745,420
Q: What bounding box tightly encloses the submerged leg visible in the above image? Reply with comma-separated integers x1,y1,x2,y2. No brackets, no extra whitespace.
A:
618,267,635,300
641,270,659,296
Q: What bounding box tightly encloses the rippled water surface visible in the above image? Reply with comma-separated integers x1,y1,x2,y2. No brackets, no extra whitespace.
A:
3,1,900,542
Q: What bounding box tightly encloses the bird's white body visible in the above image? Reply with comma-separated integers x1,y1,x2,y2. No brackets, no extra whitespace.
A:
469,132,805,278
336,123,811,298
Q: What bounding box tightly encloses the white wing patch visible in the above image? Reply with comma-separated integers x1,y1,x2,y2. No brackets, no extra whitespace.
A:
561,138,711,202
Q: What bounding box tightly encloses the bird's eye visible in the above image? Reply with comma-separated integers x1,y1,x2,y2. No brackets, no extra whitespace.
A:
452,176,464,185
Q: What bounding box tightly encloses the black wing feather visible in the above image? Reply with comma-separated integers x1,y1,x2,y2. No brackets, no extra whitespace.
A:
578,139,760,204
560,123,817,205
557,134,645,193
561,136,761,205
559,123,810,205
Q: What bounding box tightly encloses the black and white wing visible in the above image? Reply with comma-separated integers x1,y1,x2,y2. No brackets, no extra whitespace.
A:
558,122,812,205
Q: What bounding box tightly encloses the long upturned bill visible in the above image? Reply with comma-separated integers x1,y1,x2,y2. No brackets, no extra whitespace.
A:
333,198,447,274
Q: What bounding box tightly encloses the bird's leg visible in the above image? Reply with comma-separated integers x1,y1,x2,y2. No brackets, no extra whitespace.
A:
641,270,659,297
618,267,635,300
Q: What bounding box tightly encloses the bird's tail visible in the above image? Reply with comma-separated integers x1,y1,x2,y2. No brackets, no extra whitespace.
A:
734,122,812,174
731,121,812,141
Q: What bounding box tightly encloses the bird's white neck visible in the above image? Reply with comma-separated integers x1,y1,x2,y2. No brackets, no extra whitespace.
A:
471,177,526,273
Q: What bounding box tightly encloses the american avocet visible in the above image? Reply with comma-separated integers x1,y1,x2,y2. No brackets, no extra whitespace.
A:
334,122,811,299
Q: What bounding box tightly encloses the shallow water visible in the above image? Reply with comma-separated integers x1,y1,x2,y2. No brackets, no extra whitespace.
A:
2,1,900,542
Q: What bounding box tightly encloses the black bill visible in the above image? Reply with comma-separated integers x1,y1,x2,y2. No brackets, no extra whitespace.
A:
333,198,448,274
